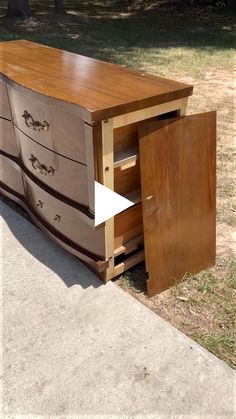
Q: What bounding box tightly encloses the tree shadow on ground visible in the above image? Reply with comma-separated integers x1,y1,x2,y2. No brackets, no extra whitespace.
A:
0,0,235,66
0,196,102,289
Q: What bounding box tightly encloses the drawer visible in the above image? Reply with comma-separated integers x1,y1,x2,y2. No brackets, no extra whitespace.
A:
0,118,18,157
7,84,87,163
23,174,105,258
0,79,11,120
114,162,141,196
0,154,24,195
114,203,143,249
16,127,89,207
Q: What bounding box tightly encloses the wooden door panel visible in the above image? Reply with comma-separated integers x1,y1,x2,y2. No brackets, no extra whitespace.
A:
138,112,216,297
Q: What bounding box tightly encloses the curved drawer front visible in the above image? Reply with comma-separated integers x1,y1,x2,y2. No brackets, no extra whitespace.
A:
16,127,89,207
0,118,18,157
0,154,24,195
8,84,87,163
24,174,105,258
0,79,11,120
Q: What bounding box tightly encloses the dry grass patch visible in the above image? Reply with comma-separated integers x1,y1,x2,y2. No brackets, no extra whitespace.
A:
117,258,236,368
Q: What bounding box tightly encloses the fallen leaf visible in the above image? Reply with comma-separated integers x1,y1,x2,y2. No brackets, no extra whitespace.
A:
176,296,189,302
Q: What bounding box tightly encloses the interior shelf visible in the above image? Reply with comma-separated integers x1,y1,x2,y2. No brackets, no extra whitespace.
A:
114,146,138,169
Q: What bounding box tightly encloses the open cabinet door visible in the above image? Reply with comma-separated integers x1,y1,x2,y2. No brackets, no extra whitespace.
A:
138,112,216,297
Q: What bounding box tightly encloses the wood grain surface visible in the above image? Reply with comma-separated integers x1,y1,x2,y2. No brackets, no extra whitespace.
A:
114,203,143,249
0,40,193,123
114,162,141,196
15,127,89,207
139,112,216,297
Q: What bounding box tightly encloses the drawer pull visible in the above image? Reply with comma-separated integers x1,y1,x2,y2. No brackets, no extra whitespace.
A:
36,200,44,208
29,154,55,176
22,110,49,132
54,214,61,222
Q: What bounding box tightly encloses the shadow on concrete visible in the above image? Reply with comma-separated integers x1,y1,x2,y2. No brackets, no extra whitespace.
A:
0,198,102,290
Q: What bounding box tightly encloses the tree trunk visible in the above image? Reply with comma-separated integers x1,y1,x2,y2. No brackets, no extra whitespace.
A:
228,0,236,11
55,0,65,14
7,0,29,18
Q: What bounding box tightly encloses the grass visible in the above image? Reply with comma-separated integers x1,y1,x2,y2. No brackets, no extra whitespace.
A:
118,264,147,294
0,1,235,367
0,1,235,77
228,259,236,289
194,333,235,366
118,259,236,368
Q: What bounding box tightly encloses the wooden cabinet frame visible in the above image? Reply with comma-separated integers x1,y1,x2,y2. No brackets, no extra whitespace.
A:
99,97,189,283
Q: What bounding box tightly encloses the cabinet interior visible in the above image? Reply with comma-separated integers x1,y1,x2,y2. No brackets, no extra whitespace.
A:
113,110,178,260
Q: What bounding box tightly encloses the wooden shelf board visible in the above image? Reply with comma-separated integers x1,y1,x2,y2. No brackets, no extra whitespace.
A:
114,235,144,257
114,146,138,169
112,250,145,278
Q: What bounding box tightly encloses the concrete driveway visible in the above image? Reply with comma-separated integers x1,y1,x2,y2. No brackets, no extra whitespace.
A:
1,200,235,417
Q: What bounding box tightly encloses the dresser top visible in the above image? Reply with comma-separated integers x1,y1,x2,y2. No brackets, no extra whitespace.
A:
0,40,193,123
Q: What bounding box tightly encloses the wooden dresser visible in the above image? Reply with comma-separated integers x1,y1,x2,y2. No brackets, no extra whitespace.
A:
0,40,216,296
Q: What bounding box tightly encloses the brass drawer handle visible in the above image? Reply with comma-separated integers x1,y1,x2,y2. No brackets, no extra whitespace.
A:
29,154,55,176
36,200,44,208
54,214,61,222
22,110,49,132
